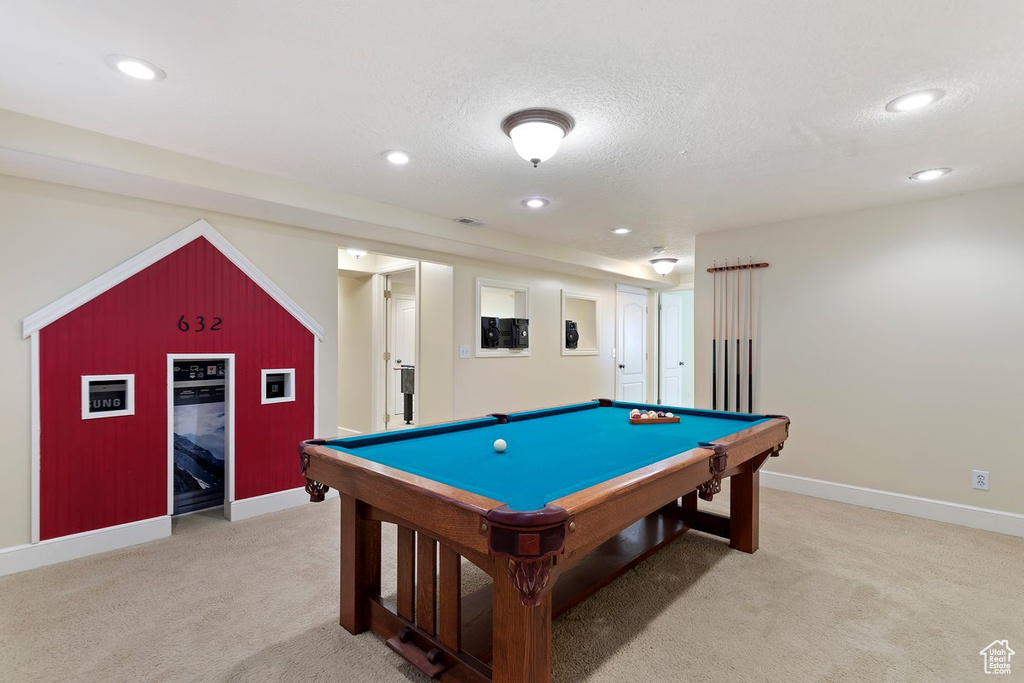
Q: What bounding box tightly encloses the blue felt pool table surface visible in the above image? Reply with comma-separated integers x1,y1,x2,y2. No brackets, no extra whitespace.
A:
324,401,769,511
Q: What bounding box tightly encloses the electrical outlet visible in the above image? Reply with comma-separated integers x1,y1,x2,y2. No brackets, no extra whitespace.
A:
458,345,470,359
973,470,989,491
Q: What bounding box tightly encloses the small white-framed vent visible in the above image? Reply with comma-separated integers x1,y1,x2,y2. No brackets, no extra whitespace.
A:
453,217,485,227
82,374,135,420
261,368,295,404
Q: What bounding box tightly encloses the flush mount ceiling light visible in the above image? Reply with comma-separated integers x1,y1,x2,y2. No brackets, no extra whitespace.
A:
383,150,410,165
104,55,166,81
346,248,368,259
885,89,945,113
523,198,549,208
611,227,632,235
909,167,952,182
650,258,678,276
501,108,575,168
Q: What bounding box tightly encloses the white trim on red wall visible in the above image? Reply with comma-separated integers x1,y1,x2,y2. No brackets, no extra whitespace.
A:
30,332,40,544
167,354,236,515
22,219,325,341
226,485,338,522
0,516,171,577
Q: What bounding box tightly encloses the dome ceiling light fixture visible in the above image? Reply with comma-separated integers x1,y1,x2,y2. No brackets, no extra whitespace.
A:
650,258,678,276
501,108,575,168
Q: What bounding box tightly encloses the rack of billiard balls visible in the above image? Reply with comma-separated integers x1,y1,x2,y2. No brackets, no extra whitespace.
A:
629,408,680,425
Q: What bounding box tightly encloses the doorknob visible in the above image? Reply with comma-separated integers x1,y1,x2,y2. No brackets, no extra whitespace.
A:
679,362,685,366
618,364,625,369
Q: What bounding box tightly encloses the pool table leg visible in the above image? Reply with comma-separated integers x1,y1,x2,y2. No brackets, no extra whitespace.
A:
340,494,381,634
729,467,760,554
492,561,553,683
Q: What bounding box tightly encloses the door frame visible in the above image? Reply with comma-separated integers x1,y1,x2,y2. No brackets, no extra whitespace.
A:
615,284,649,402
371,263,420,431
166,353,235,518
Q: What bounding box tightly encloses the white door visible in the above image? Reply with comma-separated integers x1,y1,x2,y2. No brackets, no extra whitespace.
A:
616,288,647,402
660,290,694,408
389,294,416,425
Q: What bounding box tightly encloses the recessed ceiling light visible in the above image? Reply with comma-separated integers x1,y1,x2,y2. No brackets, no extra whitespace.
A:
909,168,952,182
611,227,632,235
383,150,410,165
105,55,166,81
885,89,945,113
523,198,549,208
346,248,368,259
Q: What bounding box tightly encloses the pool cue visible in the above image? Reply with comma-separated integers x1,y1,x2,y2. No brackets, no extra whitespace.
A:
747,257,754,413
723,258,729,412
712,261,717,410
735,259,740,411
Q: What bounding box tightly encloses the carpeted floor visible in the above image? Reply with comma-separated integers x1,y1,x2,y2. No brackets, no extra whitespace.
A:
1,485,1021,682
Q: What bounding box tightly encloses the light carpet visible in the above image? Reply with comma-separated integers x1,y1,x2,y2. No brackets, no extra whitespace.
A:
1,485,1021,682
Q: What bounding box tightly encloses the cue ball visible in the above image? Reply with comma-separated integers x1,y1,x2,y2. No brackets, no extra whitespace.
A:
493,439,507,453
665,412,674,418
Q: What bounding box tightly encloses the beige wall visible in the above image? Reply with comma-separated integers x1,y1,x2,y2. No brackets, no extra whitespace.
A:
452,261,617,417
0,175,340,548
337,272,373,432
418,262,455,424
695,184,1024,515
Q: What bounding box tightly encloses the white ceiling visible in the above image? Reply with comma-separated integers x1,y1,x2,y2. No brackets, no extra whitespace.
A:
2,1,1023,275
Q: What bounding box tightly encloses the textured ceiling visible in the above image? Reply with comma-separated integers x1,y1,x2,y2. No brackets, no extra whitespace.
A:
2,1,1023,275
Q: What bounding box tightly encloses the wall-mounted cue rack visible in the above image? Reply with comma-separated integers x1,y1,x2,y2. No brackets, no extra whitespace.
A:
709,259,769,414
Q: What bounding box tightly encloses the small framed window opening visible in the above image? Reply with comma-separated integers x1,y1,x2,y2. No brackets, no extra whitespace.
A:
82,374,135,420
261,368,295,404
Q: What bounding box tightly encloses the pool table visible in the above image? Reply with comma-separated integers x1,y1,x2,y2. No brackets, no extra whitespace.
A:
299,399,789,682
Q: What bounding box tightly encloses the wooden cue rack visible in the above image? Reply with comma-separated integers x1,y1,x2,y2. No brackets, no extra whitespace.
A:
706,261,769,273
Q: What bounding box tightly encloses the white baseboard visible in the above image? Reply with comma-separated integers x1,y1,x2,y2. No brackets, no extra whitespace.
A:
226,485,338,522
336,426,362,436
0,516,171,577
761,471,1024,538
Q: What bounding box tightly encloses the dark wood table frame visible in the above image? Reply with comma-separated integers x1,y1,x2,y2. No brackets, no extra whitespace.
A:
299,401,790,682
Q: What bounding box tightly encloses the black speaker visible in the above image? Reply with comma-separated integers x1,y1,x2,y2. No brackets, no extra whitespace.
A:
500,317,529,349
481,317,501,348
565,320,579,349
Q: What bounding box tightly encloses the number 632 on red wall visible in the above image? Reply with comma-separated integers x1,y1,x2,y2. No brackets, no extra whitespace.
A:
177,315,223,332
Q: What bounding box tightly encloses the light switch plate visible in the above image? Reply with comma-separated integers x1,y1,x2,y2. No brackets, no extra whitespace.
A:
458,345,470,359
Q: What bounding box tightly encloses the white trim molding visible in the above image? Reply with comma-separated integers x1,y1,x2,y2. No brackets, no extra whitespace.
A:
81,373,135,420
167,354,236,515
0,516,171,577
22,219,324,340
261,367,296,405
226,486,338,522
30,332,41,544
761,471,1024,538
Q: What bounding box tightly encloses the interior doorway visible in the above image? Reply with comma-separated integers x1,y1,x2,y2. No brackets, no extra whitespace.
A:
167,354,234,517
615,286,648,402
659,289,694,407
385,269,417,428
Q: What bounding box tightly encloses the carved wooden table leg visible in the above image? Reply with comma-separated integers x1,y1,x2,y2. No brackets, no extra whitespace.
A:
492,557,554,683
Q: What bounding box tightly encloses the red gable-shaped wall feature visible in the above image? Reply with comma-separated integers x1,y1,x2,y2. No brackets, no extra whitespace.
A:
31,227,320,540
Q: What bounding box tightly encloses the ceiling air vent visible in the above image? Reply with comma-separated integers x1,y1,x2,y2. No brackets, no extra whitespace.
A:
453,217,485,227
